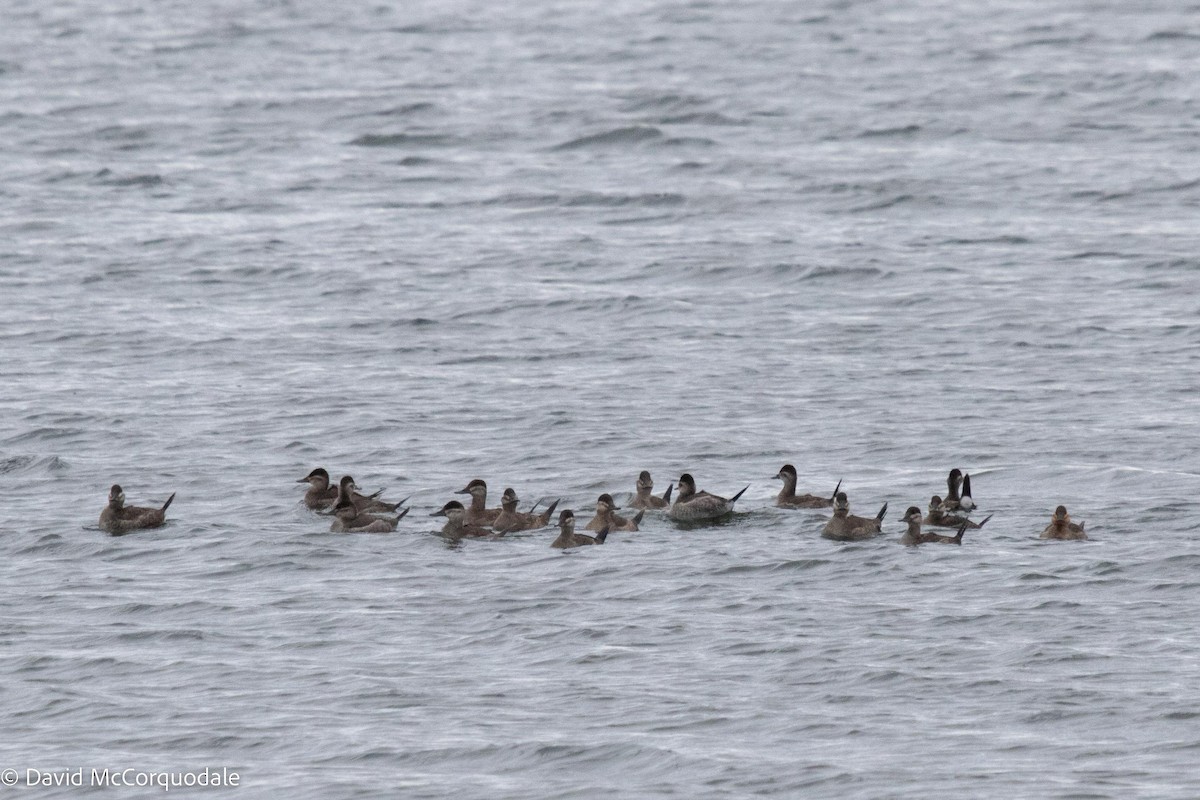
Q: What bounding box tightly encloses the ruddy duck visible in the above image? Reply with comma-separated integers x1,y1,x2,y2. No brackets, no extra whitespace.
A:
938,469,965,511
99,484,175,535
297,467,399,513
821,491,887,541
431,500,496,541
455,479,502,526
297,467,342,509
774,464,838,509
584,493,643,532
924,494,984,529
628,471,672,510
1040,505,1087,540
335,475,407,514
901,506,991,545
492,488,560,534
551,510,608,549
668,473,748,522
329,493,407,533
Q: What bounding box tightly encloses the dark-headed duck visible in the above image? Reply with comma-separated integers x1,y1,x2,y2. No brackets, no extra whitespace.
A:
455,479,502,526
669,473,748,522
821,491,887,541
99,484,175,535
774,464,838,509
551,510,608,549
585,493,643,532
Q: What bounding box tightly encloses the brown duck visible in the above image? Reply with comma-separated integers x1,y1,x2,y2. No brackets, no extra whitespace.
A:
99,484,175,535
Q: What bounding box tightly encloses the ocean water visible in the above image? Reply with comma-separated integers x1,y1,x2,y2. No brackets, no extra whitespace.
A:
2,0,1200,796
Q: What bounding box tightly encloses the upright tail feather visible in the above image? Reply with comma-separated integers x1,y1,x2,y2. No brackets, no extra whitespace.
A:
396,507,411,521
595,527,610,544
730,485,750,504
662,484,673,503
830,479,842,502
875,502,888,522
160,493,176,513
632,509,645,525
540,499,560,525
956,514,991,543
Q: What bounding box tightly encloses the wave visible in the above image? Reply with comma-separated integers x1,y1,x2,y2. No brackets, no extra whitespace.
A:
552,126,664,150
349,132,457,147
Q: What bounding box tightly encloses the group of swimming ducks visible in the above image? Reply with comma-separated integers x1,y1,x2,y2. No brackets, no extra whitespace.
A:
98,465,1089,545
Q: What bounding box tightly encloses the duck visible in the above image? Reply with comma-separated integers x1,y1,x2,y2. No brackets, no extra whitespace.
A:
455,479,502,526
938,468,965,512
821,491,887,541
774,464,839,509
923,494,985,529
329,491,408,533
492,488,560,534
627,471,673,510
430,500,496,541
551,510,608,549
99,484,175,535
668,473,749,522
584,493,643,532
900,506,991,546
1040,505,1087,540
297,467,400,513
335,475,408,514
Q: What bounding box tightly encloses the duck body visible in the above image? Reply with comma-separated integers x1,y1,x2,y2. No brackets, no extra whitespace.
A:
1041,506,1087,540
326,479,405,534
627,471,672,510
492,490,560,534
901,507,991,546
923,494,984,529
822,492,887,541
938,469,966,512
584,494,643,532
331,512,402,533
297,468,400,513
456,479,502,526
551,510,608,549
99,485,175,535
431,500,498,541
774,465,837,509
669,473,748,522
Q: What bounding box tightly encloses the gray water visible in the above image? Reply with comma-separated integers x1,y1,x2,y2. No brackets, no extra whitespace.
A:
3,0,1200,796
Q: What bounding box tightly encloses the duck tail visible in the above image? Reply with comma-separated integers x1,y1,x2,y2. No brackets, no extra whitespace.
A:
632,509,645,526
160,493,176,513
954,523,967,543
540,499,560,524
875,502,888,522
396,506,411,521
976,513,993,529
595,527,610,544
662,483,673,503
830,479,842,502
730,485,750,504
